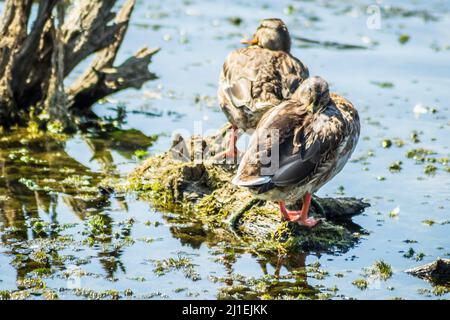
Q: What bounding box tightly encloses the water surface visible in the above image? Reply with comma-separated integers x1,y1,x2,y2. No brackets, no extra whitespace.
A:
0,0,449,299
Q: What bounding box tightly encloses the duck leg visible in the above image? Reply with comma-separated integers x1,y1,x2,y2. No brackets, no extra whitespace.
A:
214,125,238,161
278,193,318,228
279,201,302,221
298,193,318,227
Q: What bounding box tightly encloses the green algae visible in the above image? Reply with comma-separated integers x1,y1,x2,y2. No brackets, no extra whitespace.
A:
366,260,393,280
398,34,411,44
227,16,243,26
381,139,392,148
406,148,437,162
152,255,201,281
389,161,402,173
404,247,415,259
424,164,437,175
422,219,436,226
371,81,394,89
0,0,445,298
352,278,368,290
213,273,320,300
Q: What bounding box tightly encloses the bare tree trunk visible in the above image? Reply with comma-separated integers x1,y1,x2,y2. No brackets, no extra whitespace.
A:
0,0,159,128
0,0,33,124
45,1,67,123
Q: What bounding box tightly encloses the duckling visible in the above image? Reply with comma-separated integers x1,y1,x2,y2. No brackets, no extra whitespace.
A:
216,18,309,160
232,76,360,227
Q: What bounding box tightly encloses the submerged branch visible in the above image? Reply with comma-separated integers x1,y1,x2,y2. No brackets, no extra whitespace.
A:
406,258,450,285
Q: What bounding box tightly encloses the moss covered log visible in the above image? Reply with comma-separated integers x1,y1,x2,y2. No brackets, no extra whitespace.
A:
113,133,370,255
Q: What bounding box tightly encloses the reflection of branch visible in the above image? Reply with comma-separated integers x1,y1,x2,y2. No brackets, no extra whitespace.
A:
83,137,116,173
83,127,158,162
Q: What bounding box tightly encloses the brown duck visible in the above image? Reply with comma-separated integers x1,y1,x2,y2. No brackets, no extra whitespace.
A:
232,76,360,227
217,18,309,159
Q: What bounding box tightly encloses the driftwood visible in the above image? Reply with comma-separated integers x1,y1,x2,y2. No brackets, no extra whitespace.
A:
117,132,370,254
0,0,159,127
406,258,450,285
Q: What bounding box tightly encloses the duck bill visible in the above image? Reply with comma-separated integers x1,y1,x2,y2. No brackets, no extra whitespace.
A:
240,38,258,45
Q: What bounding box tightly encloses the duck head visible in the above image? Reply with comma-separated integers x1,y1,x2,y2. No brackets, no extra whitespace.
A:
241,18,291,52
292,76,331,113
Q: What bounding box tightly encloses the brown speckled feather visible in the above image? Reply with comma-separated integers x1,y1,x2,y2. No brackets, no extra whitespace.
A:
218,46,309,131
233,92,360,201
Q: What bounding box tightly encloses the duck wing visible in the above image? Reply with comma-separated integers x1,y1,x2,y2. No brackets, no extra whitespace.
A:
219,47,309,113
233,102,346,192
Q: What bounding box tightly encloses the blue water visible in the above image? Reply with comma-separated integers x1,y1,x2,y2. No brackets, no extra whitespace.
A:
0,0,449,299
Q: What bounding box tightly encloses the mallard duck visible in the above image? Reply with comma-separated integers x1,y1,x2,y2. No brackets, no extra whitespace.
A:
216,18,309,159
232,76,360,227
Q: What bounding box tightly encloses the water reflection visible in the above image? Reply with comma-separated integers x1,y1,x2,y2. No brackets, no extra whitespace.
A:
0,111,157,289
160,202,363,299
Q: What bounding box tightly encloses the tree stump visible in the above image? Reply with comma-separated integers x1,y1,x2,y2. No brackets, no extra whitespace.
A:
0,0,159,128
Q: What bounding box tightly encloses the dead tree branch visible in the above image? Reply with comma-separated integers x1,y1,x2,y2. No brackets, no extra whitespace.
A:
67,0,159,110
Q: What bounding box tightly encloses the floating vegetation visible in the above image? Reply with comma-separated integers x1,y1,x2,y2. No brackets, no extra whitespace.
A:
371,81,394,89
134,149,149,160
422,219,436,226
410,131,421,144
389,161,402,173
285,4,296,15
295,37,369,50
352,278,368,290
406,258,450,287
381,139,392,148
227,16,243,26
403,248,425,261
152,255,201,281
398,34,411,45
382,6,438,22
389,207,400,218
406,148,437,162
424,164,437,175
365,260,393,281
213,272,320,300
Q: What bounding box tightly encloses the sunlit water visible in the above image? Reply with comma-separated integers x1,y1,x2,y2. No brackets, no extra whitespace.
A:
0,0,449,299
